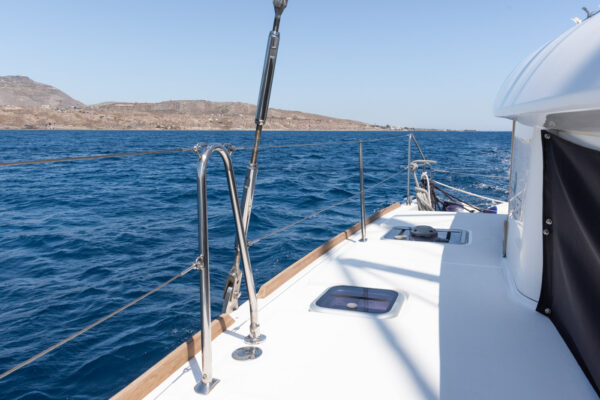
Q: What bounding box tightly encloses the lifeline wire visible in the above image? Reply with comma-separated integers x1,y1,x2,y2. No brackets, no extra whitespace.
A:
0,148,193,167
0,168,408,378
232,134,409,151
433,180,503,203
0,261,200,380
0,133,503,379
0,134,410,373
248,168,406,246
0,135,409,167
433,168,508,180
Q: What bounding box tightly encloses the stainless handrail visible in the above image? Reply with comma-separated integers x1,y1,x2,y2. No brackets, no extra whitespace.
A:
0,136,408,383
194,144,265,395
359,141,367,241
406,134,412,205
4,130,514,388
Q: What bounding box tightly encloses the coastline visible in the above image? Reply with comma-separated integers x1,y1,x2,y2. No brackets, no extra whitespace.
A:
0,105,479,132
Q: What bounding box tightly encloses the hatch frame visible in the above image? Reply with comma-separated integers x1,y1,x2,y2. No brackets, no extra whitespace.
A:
383,225,470,244
309,285,407,319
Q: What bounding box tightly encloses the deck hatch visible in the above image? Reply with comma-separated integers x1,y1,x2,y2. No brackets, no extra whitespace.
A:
311,285,405,319
384,225,468,244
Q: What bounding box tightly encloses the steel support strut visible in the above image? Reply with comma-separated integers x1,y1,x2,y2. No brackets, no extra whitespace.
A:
222,0,287,313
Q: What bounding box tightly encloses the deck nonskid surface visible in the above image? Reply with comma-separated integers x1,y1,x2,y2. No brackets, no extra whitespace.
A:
144,207,596,399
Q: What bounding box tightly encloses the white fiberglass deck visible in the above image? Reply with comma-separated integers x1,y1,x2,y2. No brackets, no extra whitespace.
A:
143,205,596,399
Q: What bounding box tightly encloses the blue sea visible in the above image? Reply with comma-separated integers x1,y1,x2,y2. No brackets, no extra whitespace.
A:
0,130,510,399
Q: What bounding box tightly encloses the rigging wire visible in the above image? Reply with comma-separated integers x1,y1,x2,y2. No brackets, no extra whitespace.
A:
0,132,508,379
0,166,408,378
0,261,200,380
410,134,427,161
248,168,406,246
433,179,504,203
432,168,508,180
0,134,409,167
231,134,409,151
0,148,193,167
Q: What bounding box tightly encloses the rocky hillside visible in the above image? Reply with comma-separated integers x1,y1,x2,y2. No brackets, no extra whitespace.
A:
0,76,83,109
0,76,393,131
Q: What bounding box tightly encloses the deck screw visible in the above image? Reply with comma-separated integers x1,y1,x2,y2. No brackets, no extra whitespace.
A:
544,133,551,139
543,229,550,236
544,308,551,315
545,218,552,225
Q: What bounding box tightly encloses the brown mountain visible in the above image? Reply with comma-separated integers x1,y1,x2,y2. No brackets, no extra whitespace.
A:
0,76,394,131
0,76,83,109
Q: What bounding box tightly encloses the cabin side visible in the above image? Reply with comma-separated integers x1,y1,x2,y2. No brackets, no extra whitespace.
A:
495,14,600,395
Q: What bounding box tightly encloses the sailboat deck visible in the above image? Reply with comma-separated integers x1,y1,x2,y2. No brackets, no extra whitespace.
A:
141,206,596,399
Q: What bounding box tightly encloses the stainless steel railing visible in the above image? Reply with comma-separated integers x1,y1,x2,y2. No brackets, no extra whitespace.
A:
0,134,413,384
193,143,265,395
406,134,412,205
359,141,367,241
0,132,508,386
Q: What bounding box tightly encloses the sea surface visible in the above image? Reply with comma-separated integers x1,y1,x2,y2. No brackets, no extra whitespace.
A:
0,130,510,399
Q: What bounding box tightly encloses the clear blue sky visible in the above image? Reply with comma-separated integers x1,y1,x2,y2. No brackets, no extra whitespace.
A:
0,1,593,130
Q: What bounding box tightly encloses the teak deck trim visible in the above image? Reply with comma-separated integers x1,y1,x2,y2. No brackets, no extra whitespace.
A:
257,202,401,299
111,314,234,400
112,202,400,400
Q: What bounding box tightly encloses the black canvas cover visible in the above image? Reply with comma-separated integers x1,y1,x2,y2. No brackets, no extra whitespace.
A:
538,130,600,396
